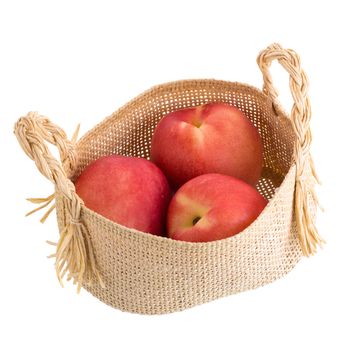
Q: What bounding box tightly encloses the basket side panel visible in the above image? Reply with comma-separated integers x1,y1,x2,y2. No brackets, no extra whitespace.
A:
77,166,300,315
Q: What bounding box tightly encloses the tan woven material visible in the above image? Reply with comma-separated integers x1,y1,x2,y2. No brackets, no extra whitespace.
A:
14,43,321,314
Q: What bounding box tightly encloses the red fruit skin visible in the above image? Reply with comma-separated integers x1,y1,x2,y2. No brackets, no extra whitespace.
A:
167,173,267,242
75,155,171,236
150,103,263,189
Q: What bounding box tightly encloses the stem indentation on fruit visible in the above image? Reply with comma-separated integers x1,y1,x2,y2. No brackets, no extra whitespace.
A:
192,216,201,225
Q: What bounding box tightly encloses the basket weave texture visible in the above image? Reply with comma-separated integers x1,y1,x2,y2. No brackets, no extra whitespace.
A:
14,44,322,314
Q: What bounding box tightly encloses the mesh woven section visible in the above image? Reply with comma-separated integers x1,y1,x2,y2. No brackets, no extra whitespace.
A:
56,79,302,314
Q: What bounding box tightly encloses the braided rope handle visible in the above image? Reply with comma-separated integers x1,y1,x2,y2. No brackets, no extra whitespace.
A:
14,112,103,291
257,43,324,256
14,112,76,196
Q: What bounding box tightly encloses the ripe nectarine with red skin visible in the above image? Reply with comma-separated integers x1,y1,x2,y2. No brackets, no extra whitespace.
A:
167,173,267,242
75,155,171,236
150,103,263,188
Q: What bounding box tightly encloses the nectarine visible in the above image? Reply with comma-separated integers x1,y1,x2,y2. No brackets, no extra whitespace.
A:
167,173,267,242
75,155,171,236
150,103,263,188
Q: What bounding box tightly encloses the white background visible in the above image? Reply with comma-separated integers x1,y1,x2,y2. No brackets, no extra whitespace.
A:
1,1,349,349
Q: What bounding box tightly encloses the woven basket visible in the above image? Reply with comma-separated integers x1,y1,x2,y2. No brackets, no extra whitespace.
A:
14,43,322,314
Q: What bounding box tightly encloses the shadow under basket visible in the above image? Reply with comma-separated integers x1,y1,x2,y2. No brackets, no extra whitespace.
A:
14,43,322,315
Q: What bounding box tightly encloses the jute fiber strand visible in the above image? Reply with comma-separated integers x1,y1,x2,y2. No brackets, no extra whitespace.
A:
14,43,322,314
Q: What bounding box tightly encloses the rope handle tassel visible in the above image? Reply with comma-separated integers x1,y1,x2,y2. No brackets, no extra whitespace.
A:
14,112,104,291
257,43,324,256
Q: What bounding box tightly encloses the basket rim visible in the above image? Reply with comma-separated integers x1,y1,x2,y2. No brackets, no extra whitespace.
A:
76,78,287,150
